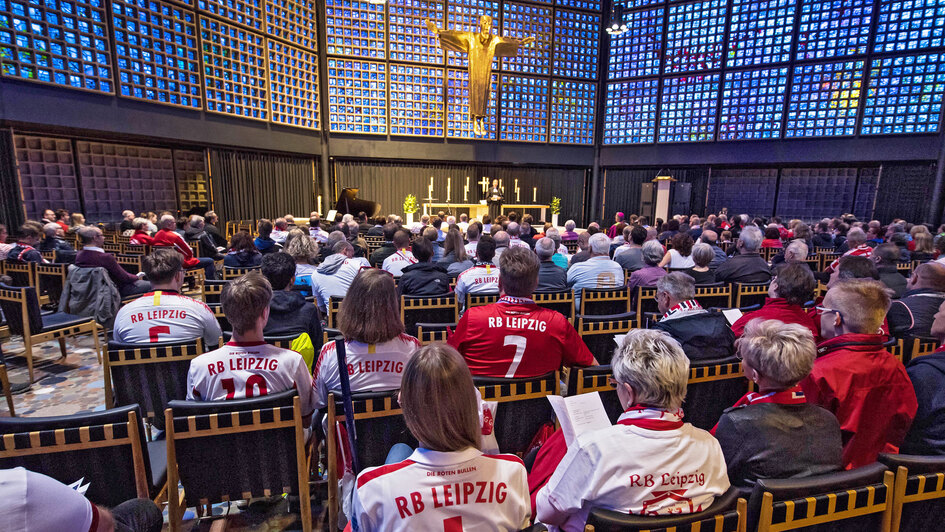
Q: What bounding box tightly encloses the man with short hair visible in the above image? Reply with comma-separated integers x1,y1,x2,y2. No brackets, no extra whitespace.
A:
6,224,45,264
714,226,771,283
346,220,369,258
119,210,136,232
270,217,290,244
41,208,56,225
825,227,872,273
801,279,917,469
203,211,228,248
75,226,151,298
543,228,569,269
887,262,945,338
567,233,625,309
366,216,386,236
457,213,469,232
309,216,329,243
872,243,908,298
381,230,417,277
369,223,399,267
186,272,317,425
254,219,282,254
464,223,481,259
651,272,734,359
771,240,810,276
700,230,728,269
493,230,511,263
455,236,500,309
357,211,372,234
312,240,370,312
399,237,451,296
535,237,567,290
55,209,70,233
260,252,321,341
39,222,75,259
184,215,224,261
113,249,219,345
449,246,596,377
507,222,530,249
614,225,646,272
152,214,216,279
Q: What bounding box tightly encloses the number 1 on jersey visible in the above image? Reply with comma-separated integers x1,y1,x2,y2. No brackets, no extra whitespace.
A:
504,335,527,378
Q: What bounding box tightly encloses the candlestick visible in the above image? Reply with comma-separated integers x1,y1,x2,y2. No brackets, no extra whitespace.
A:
464,185,469,203
447,178,451,202
533,187,537,203
479,176,489,195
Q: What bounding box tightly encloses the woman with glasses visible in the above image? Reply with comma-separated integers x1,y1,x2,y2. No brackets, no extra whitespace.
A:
351,344,530,531
533,329,729,531
731,263,819,341
714,318,842,490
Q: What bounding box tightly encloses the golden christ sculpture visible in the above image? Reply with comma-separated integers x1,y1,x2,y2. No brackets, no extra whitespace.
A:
425,15,535,136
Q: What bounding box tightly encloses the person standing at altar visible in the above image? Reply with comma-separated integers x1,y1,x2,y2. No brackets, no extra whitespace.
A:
487,178,504,219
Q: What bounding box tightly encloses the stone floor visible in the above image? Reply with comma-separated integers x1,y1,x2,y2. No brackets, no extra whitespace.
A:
1,334,329,531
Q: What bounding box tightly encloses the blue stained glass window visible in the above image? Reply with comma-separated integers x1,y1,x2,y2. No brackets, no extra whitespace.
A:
664,0,726,74
550,79,595,144
268,39,318,129
603,78,658,144
389,63,445,136
727,0,795,67
862,53,945,135
796,0,873,60
719,67,788,140
786,60,864,137
499,74,549,142
388,0,445,64
608,6,662,79
501,1,552,76
325,0,386,59
554,9,599,79
327,57,388,134
659,73,720,142
445,0,499,68
446,67,497,139
874,0,945,53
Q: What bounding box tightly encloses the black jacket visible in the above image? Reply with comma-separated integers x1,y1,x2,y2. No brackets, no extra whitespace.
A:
811,233,834,250
888,288,945,337
369,243,396,267
366,225,385,237
39,237,73,252
223,250,262,268
877,265,907,299
652,312,735,360
715,402,843,489
903,351,945,455
537,260,568,291
264,290,322,340
714,253,771,284
398,262,451,296
185,226,224,260
205,223,228,248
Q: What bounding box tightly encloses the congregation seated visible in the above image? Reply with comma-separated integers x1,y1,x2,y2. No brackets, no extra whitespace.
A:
312,240,370,313
567,233,624,307
800,279,917,468
366,215,385,237
202,210,227,248
312,269,420,410
184,214,223,261
652,272,734,359
260,252,321,341
761,226,783,248
381,229,416,277
535,237,567,291
399,237,450,296
507,222,530,249
187,272,316,427
128,218,154,246
532,329,729,530
346,220,369,258
283,228,318,290
351,344,530,531
454,236,500,308
887,262,945,338
685,243,716,284
0,467,163,532
223,231,262,268
449,246,596,377
732,264,819,340
657,218,680,244
6,223,45,263
658,232,695,269
627,240,667,293
700,229,729,269
369,223,398,266
902,299,945,455
39,222,74,257
493,231,510,263
75,226,151,298
270,217,290,244
770,240,809,275
714,225,771,284
152,214,215,279
67,213,87,235
714,319,842,489
438,227,473,275
911,230,935,262
612,225,644,271
113,249,220,346
825,227,872,272
253,219,282,255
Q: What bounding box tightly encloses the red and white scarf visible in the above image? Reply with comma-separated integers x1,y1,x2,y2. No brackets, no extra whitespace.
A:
499,295,534,305
710,385,806,435
617,405,685,431
661,299,703,321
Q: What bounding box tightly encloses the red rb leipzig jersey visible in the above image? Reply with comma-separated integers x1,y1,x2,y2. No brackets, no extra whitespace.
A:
448,297,595,378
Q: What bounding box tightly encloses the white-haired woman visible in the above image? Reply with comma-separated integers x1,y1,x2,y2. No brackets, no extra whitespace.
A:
627,240,668,293
713,319,842,489
533,330,729,531
562,220,579,241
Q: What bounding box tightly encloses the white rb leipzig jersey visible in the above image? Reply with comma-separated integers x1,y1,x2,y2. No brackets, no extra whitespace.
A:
454,264,500,309
352,447,531,532
113,290,222,348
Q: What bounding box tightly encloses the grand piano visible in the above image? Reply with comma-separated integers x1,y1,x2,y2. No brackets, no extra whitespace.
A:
334,187,380,218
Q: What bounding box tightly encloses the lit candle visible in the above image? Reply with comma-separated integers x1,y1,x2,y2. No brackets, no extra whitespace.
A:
480,176,489,195
465,176,470,202
447,178,451,202
533,187,537,203
514,179,520,203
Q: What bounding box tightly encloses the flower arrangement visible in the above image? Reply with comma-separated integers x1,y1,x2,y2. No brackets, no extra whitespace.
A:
551,196,561,215
403,194,419,215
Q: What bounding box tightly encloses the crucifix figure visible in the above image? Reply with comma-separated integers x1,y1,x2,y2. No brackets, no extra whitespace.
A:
426,16,535,136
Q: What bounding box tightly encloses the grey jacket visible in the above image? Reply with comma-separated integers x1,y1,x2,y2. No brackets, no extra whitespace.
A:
59,266,120,328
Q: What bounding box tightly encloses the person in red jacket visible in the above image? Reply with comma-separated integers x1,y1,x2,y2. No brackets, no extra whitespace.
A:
800,279,917,469
151,214,215,279
732,264,820,341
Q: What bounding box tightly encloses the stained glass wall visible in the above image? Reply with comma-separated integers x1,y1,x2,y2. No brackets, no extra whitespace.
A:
0,0,600,144
604,0,945,144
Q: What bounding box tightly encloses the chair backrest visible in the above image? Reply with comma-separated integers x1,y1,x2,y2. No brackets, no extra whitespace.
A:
802,257,821,271
564,241,579,254
103,242,123,254
3,260,37,289
474,371,559,455
0,404,153,506
401,293,458,336
36,263,69,305
105,339,205,428
328,389,418,473
761,247,780,262
884,337,905,363
694,282,732,309
187,240,200,257
203,279,230,305
577,312,635,365
897,261,914,276
633,286,660,327
909,336,939,363
123,244,150,256
221,266,260,280
416,322,454,345
116,253,143,274
533,289,575,324
582,286,631,316
734,282,770,308
207,303,231,334
684,357,748,431
750,462,894,532
466,291,500,311
323,327,342,346
819,252,842,271
328,295,344,328
40,250,55,262
565,365,622,423
879,453,945,532
166,390,305,506
0,283,42,337
585,486,745,532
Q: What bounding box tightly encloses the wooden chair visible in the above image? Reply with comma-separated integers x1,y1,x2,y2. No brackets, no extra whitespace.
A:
0,283,103,383
202,279,229,305
466,291,501,311
322,327,342,346
0,404,165,506
187,240,200,258
819,252,842,271
733,281,770,308
123,244,150,256
684,357,748,431
750,462,894,532
327,295,344,328
585,486,746,532
474,371,559,455
3,261,43,303
814,246,835,255
416,322,454,345
897,261,914,277
566,365,622,423
884,337,905,363
577,312,635,365
103,241,123,254
879,453,945,532
761,246,781,262
582,286,631,317
165,391,311,532
326,389,416,529
695,282,732,309
0,345,15,416
634,286,660,328
116,253,144,274
36,262,69,306
207,303,230,335
40,250,55,262
564,240,579,254
533,289,575,324
401,293,457,336
105,339,205,429
910,336,939,362
221,265,260,280
802,256,821,271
